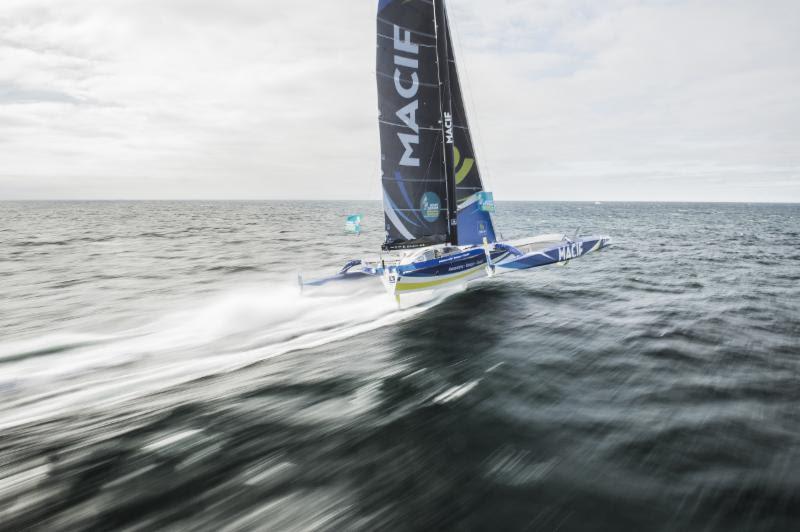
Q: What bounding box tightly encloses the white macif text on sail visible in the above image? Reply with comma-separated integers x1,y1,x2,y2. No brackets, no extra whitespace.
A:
444,112,454,144
393,25,420,167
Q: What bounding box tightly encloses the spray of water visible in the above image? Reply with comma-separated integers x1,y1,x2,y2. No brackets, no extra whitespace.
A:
0,280,445,430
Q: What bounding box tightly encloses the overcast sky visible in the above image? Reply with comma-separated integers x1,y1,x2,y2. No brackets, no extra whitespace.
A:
1,0,798,201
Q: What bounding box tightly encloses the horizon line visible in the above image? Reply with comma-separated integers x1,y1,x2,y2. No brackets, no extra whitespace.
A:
1,199,799,205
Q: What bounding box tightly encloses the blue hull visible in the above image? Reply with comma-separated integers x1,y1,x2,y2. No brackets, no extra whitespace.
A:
299,235,611,294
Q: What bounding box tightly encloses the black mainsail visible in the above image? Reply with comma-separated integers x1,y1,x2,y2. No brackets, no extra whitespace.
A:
377,0,496,250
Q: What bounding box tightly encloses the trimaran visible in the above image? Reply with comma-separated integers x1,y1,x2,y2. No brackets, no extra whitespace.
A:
300,0,610,304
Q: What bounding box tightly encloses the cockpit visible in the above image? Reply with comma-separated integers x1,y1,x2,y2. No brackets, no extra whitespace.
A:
401,246,462,265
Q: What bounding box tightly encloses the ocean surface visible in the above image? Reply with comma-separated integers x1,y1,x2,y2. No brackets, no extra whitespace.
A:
1,201,799,531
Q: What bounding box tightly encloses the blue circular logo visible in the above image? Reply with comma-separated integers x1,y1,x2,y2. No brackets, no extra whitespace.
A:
420,192,441,222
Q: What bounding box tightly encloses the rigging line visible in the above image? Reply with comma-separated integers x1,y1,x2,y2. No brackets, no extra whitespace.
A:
421,129,442,187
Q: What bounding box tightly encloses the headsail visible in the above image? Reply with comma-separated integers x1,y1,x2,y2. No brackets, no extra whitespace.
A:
440,2,497,246
377,0,449,250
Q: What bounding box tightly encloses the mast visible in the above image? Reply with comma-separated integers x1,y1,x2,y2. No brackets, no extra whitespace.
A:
433,0,458,246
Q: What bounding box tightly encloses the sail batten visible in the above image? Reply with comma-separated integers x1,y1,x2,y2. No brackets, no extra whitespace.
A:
376,19,438,38
379,121,443,132
375,72,440,89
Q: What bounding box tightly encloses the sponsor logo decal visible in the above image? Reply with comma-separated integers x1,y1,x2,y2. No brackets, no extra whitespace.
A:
420,192,441,222
477,191,495,212
453,146,474,185
444,111,454,144
393,25,420,167
558,243,583,261
446,257,484,273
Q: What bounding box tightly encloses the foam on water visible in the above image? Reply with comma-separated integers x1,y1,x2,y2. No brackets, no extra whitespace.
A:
0,281,432,430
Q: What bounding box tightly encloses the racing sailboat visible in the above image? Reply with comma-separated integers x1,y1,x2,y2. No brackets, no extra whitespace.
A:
300,0,610,302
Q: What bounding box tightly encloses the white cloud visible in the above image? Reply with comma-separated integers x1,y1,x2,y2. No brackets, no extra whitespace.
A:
0,0,798,201
450,0,800,201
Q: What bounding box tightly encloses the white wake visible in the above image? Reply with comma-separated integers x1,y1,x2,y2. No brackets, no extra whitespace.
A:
0,280,439,430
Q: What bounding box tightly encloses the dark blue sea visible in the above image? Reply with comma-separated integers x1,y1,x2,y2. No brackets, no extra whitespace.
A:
1,201,799,531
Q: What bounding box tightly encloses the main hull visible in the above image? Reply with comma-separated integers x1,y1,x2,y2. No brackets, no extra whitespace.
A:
383,247,490,295
382,235,611,301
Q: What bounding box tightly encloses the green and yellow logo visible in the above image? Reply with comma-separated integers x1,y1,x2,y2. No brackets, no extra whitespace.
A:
453,146,475,185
